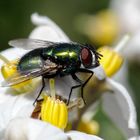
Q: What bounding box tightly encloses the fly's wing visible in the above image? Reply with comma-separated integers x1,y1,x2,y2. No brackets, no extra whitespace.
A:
8,38,60,50
1,64,58,87
1,72,34,87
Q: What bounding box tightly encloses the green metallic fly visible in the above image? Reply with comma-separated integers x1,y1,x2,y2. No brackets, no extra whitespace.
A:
2,39,102,105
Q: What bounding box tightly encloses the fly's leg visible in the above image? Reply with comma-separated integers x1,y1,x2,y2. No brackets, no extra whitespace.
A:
78,69,94,104
67,74,82,105
33,77,45,106
68,69,93,105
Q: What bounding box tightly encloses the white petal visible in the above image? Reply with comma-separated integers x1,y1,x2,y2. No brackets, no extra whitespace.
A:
29,13,70,42
0,48,38,134
110,0,140,61
102,78,139,138
0,92,35,135
81,101,100,121
0,48,27,63
128,136,140,140
4,118,68,140
89,66,106,80
5,118,103,140
67,131,103,140
110,0,140,32
122,31,140,61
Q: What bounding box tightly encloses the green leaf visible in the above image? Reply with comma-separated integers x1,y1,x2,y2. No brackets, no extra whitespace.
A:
94,106,125,140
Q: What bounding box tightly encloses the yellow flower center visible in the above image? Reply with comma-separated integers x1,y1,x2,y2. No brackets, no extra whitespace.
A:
41,96,68,129
40,79,68,129
0,56,40,93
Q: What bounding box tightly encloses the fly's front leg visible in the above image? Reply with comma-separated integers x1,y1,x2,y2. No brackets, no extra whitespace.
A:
66,73,84,105
78,69,94,104
67,83,82,105
69,69,93,105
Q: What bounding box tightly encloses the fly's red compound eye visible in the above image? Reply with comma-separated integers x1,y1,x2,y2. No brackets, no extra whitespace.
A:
81,47,92,68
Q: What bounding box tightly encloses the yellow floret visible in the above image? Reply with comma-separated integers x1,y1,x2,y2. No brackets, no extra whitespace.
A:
85,10,120,45
41,96,68,129
77,119,100,135
1,59,39,94
98,46,123,77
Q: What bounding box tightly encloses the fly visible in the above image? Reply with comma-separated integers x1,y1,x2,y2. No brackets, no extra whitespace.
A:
2,38,102,105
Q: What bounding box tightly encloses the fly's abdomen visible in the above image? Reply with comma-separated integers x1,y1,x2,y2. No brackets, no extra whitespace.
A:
17,48,44,73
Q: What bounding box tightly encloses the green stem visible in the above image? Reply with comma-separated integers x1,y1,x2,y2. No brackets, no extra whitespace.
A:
49,78,56,99
114,34,131,53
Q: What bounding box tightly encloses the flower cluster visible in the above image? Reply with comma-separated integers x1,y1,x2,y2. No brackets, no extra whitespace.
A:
0,13,139,140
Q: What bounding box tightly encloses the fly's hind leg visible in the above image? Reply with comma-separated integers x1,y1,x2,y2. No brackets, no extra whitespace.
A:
33,77,45,106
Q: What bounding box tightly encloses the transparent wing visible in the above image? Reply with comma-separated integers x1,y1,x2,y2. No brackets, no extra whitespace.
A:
1,72,34,87
8,38,60,50
1,66,58,87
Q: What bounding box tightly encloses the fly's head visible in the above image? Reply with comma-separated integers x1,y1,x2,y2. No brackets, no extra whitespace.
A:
80,44,102,69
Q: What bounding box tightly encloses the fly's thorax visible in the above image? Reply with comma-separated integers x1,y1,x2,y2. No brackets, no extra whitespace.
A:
42,46,54,59
42,43,81,66
42,43,82,76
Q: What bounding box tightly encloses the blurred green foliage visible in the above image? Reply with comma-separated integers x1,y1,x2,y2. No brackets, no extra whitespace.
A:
0,0,110,51
94,106,125,140
128,62,140,127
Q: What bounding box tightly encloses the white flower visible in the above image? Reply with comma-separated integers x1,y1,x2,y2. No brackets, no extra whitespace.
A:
0,13,139,140
109,2,140,139
0,13,104,140
110,0,140,61
128,136,140,140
